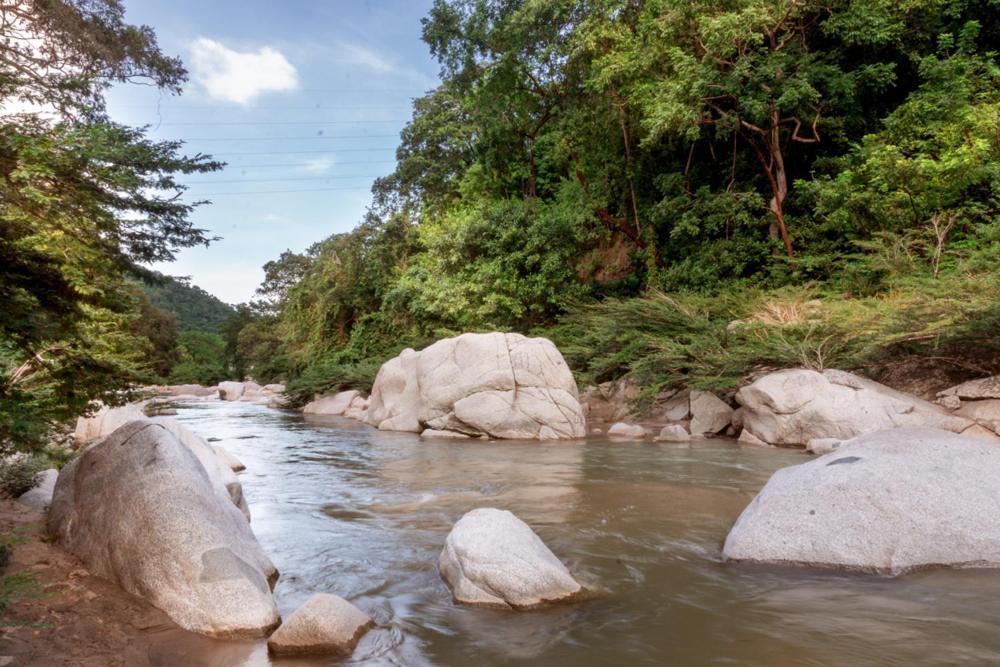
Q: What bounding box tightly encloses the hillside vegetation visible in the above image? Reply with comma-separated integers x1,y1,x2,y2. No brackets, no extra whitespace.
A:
141,273,234,332
229,0,1000,405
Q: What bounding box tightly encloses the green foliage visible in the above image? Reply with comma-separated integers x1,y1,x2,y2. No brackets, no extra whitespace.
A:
141,273,235,333
168,331,227,386
0,1,220,452
233,0,1000,400
0,454,42,499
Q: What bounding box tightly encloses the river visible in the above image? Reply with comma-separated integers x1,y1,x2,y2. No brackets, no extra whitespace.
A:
146,400,1000,666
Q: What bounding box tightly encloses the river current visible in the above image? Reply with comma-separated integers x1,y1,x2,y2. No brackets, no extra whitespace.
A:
146,400,1000,666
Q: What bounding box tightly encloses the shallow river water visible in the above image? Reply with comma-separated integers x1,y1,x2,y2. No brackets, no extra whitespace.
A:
148,400,1000,666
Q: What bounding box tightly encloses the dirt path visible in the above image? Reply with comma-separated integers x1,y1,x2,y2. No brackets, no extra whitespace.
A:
0,500,262,666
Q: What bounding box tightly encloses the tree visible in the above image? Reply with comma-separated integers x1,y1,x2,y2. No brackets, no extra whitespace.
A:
588,0,902,256
0,1,220,451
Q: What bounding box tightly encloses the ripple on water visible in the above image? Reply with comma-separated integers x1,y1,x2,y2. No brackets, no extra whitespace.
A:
159,401,1000,666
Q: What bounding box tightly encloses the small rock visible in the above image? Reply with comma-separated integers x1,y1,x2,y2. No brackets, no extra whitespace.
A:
439,508,584,609
937,395,963,411
267,593,373,657
689,391,734,436
655,424,690,442
938,376,1000,401
420,429,471,439
806,438,842,455
303,390,361,416
660,391,691,422
17,468,58,512
607,422,649,439
738,430,769,447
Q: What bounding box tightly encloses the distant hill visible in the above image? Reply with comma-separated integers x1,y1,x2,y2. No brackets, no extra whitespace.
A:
141,273,235,332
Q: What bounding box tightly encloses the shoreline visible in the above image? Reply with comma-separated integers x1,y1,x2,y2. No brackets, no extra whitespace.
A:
0,500,248,667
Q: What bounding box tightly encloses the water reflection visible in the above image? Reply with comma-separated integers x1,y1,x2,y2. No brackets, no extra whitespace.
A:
146,401,1000,666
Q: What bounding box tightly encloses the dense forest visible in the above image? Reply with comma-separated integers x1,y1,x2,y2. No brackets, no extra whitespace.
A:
229,0,1000,406
141,273,234,332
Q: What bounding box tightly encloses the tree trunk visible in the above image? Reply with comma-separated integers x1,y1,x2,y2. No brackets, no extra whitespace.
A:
765,112,794,257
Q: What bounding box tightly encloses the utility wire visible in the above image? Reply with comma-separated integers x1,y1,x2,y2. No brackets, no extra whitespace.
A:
191,175,383,184
221,160,395,168
210,148,398,156
177,134,399,142
191,186,374,196
157,119,408,126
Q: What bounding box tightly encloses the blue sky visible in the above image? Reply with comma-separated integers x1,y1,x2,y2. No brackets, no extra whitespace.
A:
106,1,441,303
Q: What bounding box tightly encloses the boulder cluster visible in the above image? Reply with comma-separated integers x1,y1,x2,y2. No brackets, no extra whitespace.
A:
304,332,587,440
16,331,1000,659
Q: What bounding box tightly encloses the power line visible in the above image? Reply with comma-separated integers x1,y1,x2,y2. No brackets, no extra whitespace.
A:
191,186,374,196
190,175,383,185
221,160,395,168
157,119,409,126
210,148,398,156
177,134,399,142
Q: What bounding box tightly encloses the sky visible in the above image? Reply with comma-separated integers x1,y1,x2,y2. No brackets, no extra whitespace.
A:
105,1,441,303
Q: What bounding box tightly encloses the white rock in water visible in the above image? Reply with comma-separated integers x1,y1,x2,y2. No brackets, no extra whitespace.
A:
218,381,246,401
655,424,689,442
366,349,423,432
723,427,1000,574
735,369,972,446
738,429,769,447
303,390,361,416
689,391,734,436
420,429,471,439
806,437,842,455
262,384,286,394
48,421,279,638
439,508,584,609
607,422,648,439
212,445,246,472
366,333,585,440
343,394,369,420
267,593,373,657
17,468,58,512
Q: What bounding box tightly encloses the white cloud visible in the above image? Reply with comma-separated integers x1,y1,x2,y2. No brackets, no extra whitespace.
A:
189,37,298,105
336,42,393,72
301,157,334,174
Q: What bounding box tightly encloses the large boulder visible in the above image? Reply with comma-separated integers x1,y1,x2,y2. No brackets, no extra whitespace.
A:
156,419,250,520
303,390,362,416
74,406,248,517
266,593,373,657
366,333,586,440
48,421,279,637
723,427,1000,573
736,369,974,446
365,349,422,432
218,381,246,401
439,508,584,609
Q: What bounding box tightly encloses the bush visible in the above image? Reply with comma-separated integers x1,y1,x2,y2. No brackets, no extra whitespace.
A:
0,454,42,499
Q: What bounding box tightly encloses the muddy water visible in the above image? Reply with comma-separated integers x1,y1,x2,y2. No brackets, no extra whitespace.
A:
147,401,1000,666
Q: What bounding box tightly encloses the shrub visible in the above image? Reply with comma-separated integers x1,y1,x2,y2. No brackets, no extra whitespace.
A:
0,454,42,499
